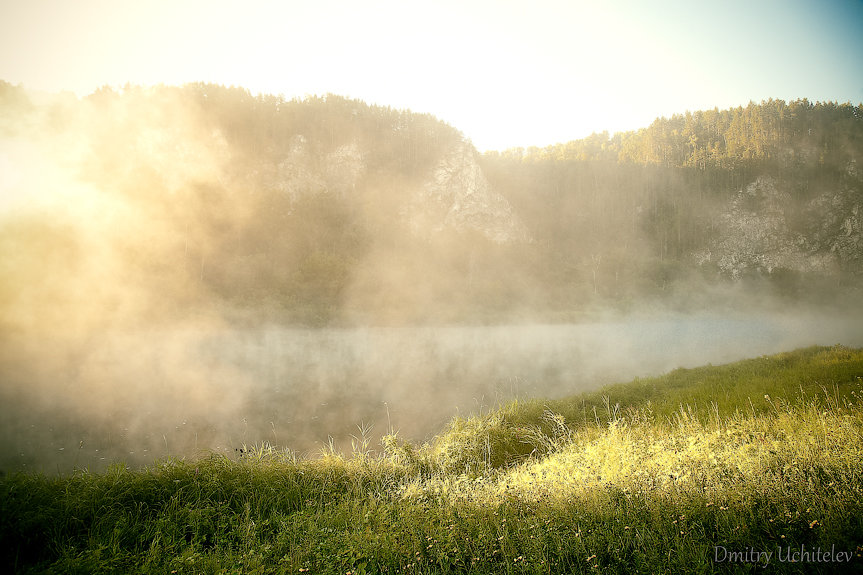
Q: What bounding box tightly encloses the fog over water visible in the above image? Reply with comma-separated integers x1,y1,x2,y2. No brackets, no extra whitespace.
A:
2,312,861,475
2,84,862,476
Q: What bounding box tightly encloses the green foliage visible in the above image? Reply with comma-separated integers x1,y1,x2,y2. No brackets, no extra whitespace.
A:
4,346,863,573
502,99,863,175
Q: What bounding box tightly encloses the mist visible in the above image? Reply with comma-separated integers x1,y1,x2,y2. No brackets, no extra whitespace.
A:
4,313,863,474
1,83,861,474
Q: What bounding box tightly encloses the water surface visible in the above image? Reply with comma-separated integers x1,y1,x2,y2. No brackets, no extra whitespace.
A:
2,312,861,473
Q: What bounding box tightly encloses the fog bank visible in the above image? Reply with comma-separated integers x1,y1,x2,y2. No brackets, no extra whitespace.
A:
3,311,862,474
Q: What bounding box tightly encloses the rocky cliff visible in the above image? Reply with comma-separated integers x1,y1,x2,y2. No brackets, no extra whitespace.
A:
807,161,863,274
693,170,862,279
402,140,531,243
246,131,530,244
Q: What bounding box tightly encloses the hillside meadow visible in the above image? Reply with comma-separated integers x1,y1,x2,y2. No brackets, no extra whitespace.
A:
2,345,863,573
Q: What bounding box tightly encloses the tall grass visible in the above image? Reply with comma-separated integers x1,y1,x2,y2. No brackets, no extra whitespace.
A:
2,345,862,573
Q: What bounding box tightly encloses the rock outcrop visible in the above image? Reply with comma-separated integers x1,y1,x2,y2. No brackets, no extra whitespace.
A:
242,132,529,245
807,166,863,275
694,173,863,278
402,140,531,243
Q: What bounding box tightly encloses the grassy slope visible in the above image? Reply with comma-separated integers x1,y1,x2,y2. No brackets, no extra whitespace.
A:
2,345,863,574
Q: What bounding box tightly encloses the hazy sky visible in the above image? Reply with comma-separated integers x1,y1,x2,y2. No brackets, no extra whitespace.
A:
2,0,861,151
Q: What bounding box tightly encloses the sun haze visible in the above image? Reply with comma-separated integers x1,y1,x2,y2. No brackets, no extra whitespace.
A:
1,0,861,151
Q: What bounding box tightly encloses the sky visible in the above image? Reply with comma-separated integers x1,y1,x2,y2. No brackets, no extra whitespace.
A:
1,0,862,151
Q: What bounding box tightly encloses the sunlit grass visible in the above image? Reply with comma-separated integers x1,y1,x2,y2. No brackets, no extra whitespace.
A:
2,345,863,573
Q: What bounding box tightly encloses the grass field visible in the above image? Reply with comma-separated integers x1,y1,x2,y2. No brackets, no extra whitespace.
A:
2,345,863,573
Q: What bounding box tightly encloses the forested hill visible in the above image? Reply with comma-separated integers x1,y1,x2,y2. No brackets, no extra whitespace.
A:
1,84,861,327
0,82,530,326
482,99,863,305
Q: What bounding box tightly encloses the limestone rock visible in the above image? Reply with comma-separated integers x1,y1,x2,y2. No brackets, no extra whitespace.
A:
402,140,531,243
694,176,839,278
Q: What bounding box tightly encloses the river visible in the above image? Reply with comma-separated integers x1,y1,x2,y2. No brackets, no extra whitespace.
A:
2,311,861,474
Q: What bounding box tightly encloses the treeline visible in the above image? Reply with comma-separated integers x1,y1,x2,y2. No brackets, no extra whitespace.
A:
492,99,863,174
80,82,465,181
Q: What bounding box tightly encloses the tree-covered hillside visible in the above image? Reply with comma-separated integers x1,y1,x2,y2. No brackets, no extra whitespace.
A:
482,99,863,307
1,84,861,327
2,82,524,326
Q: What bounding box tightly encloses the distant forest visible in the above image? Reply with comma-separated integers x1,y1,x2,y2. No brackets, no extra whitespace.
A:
482,99,863,310
495,99,862,171
1,82,861,325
